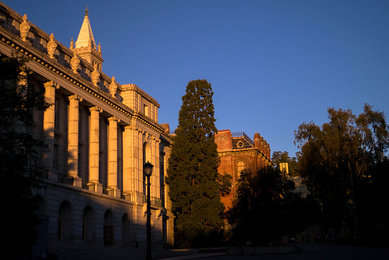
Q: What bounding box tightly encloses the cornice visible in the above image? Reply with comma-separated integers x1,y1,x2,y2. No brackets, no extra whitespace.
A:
0,2,166,135
218,147,272,163
1,28,135,116
132,111,164,133
122,83,160,108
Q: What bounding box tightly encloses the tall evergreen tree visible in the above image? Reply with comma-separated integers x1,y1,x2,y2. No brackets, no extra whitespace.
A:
166,79,224,248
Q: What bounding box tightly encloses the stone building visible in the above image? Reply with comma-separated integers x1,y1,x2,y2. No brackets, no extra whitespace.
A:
0,2,173,259
215,130,272,210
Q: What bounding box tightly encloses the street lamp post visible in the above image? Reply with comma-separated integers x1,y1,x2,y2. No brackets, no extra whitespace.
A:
144,162,153,260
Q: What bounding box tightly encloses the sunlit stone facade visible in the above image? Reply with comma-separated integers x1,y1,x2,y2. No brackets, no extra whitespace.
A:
0,2,173,259
215,130,272,210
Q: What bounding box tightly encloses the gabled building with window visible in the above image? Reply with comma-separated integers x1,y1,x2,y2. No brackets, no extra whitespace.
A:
0,2,173,259
215,130,272,210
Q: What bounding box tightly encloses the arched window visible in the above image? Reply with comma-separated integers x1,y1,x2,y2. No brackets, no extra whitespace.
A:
104,210,114,246
58,201,72,242
237,161,246,176
82,206,95,244
122,214,130,245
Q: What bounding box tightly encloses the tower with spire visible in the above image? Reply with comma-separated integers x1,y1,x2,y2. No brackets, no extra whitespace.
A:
73,8,103,71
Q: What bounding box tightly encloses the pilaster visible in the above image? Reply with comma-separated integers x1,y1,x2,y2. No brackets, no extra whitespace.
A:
88,106,102,193
43,81,57,181
107,116,120,197
67,95,82,187
123,126,142,202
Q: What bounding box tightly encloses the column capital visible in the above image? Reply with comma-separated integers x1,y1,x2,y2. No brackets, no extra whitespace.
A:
68,94,83,102
108,116,120,123
89,106,102,113
43,80,59,89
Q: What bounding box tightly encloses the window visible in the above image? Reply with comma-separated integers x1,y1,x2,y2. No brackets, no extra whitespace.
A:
82,206,95,244
237,161,245,176
144,104,149,117
55,97,60,130
122,214,130,245
58,201,72,242
53,143,59,170
104,210,113,246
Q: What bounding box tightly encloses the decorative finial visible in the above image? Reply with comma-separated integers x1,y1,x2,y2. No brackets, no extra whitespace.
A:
98,42,101,53
85,7,88,17
20,14,30,41
70,38,74,50
109,76,118,98
70,53,80,73
91,63,100,87
47,33,57,59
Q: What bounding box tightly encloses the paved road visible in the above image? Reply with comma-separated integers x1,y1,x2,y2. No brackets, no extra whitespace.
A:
199,244,389,260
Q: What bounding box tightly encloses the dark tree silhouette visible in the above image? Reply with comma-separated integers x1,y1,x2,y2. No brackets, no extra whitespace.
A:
295,104,389,241
227,167,311,245
0,54,47,257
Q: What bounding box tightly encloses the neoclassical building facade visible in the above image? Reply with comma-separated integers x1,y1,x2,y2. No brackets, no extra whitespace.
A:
215,130,272,210
0,2,173,259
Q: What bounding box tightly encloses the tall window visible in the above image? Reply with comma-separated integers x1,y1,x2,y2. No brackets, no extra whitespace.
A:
104,210,113,246
54,97,60,130
82,206,95,244
122,214,130,245
144,104,149,117
58,201,72,242
237,161,245,177
54,143,59,170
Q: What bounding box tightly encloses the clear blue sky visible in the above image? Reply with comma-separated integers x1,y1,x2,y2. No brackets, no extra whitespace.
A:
5,0,389,157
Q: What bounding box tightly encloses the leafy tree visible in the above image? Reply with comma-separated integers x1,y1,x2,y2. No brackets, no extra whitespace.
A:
272,151,298,176
227,167,311,245
217,173,232,197
0,54,47,257
295,105,389,240
166,79,224,248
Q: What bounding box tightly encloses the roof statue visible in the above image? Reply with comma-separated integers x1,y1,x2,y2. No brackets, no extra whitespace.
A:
75,8,96,49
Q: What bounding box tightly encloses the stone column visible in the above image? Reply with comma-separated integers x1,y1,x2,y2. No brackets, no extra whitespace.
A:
122,126,131,198
88,106,102,193
123,126,140,202
67,95,82,187
43,81,57,181
152,138,160,201
107,117,120,197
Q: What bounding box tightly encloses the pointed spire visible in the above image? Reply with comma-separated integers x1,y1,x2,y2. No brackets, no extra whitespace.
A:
75,8,96,49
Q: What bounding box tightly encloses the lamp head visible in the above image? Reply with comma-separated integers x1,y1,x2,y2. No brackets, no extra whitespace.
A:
144,162,153,177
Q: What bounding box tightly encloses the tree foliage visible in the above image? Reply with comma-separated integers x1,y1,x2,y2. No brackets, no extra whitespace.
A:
166,79,224,248
0,54,47,257
295,104,389,240
227,167,312,245
272,151,298,176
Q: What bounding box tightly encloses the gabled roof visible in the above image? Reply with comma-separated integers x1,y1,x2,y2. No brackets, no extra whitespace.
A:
75,8,96,49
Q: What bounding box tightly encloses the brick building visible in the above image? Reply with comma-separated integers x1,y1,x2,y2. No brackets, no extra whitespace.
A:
215,130,272,209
